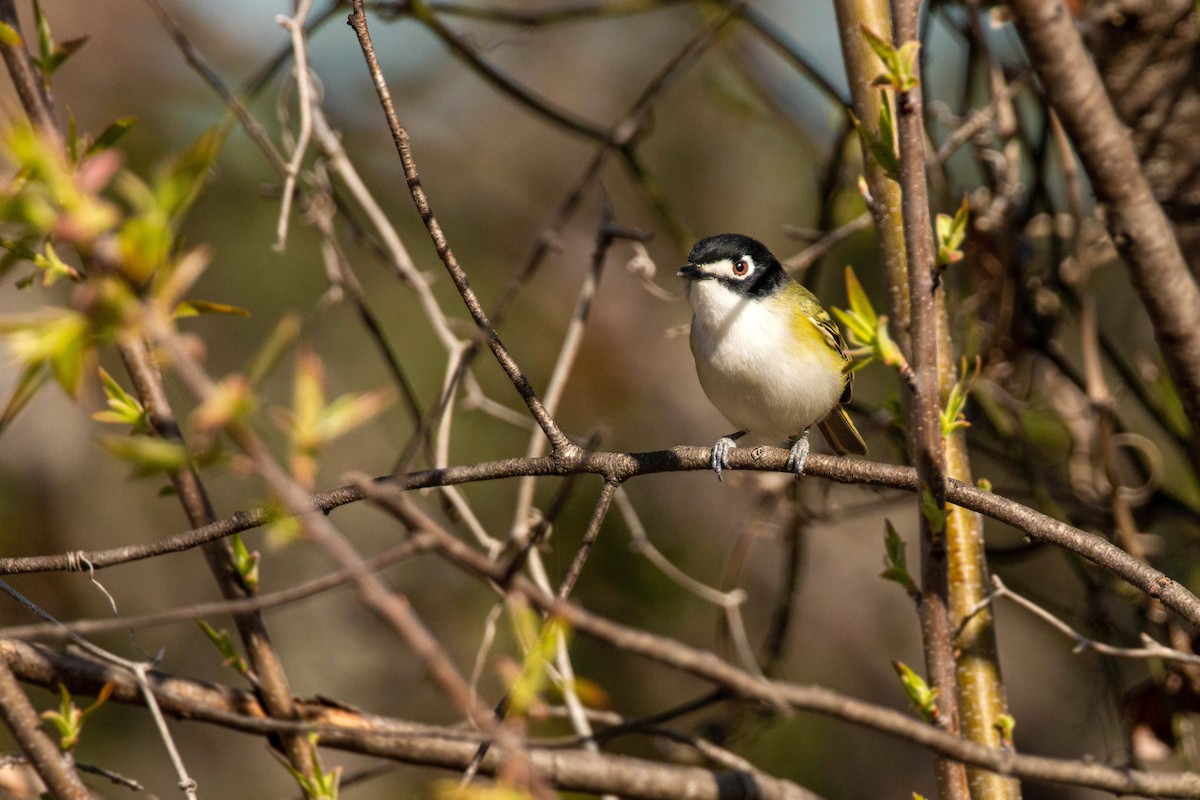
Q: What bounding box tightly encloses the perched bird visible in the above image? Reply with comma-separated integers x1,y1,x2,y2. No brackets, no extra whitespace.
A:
678,233,866,479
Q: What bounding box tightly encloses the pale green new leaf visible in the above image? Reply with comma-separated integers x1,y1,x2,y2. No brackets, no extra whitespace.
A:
85,116,138,158
92,366,149,433
0,22,22,47
101,434,189,475
892,660,939,723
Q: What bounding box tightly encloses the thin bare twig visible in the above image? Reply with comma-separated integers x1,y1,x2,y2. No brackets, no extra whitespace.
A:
557,479,620,600
349,0,574,456
274,0,317,250
510,209,647,543
142,0,286,173
1,536,434,642
966,576,1200,666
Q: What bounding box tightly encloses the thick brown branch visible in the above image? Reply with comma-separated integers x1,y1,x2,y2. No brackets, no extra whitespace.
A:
10,611,1200,797
891,0,966,797
3,448,1200,630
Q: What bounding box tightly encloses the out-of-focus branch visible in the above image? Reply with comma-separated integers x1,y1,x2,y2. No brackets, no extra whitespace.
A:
1008,0,1200,473
0,657,90,799
10,622,1200,797
1,537,434,642
4,638,816,800
115,338,317,778
0,1,317,779
356,482,1200,798
0,0,59,139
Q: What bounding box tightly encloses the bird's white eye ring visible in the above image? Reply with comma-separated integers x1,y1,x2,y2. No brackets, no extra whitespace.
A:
732,258,750,276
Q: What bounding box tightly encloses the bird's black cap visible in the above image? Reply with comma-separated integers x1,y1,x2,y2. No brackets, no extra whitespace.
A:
683,233,785,297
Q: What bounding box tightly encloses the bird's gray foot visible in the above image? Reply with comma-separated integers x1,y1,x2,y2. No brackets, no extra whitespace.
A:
785,431,811,477
710,431,745,481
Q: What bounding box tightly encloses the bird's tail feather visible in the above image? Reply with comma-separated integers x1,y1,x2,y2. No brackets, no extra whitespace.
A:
818,406,867,456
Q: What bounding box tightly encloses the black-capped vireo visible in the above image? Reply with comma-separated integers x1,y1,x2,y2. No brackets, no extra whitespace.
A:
678,233,866,480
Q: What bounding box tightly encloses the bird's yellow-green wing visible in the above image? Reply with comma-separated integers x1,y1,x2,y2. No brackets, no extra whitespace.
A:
785,282,853,384
785,281,868,455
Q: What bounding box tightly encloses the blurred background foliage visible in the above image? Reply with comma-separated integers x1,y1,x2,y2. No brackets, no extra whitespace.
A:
1,1,1198,798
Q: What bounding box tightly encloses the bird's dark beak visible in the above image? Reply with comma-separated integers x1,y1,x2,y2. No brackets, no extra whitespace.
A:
677,264,701,280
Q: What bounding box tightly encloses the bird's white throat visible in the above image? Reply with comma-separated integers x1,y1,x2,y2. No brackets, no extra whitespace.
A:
686,280,844,441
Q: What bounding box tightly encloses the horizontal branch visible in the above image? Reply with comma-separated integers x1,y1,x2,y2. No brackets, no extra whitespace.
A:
2,639,817,800
3,447,1197,631
10,565,1200,799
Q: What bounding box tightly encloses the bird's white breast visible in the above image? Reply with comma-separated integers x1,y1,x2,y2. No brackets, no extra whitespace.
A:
687,280,844,441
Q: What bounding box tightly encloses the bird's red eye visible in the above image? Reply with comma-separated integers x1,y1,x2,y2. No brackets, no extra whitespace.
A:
733,259,750,276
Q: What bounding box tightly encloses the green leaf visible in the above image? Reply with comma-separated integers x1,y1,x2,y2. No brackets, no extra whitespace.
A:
508,615,569,718
434,784,533,800
833,265,877,347
32,241,80,286
247,313,301,386
5,311,92,395
67,108,80,163
844,266,876,330
155,125,225,222
116,213,171,286
834,266,910,375
316,388,396,443
936,196,970,266
851,98,899,181
264,501,302,548
919,485,946,534
272,732,341,800
85,116,137,158
100,434,189,475
196,619,250,675
875,316,905,368
0,362,49,435
860,25,896,74
873,96,900,179
92,366,149,433
859,25,920,93
34,0,53,73
0,236,40,269
892,661,939,723
39,682,107,751
939,357,980,438
230,534,260,592
174,299,251,319
0,21,23,47
28,1,86,77
995,713,1016,747
881,520,920,601
191,374,255,434
895,41,921,91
